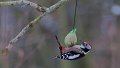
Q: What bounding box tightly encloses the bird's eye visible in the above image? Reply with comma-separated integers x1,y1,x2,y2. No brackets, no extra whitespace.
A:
83,42,89,46
85,43,88,46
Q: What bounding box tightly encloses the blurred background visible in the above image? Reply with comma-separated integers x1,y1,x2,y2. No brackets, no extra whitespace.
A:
0,0,120,68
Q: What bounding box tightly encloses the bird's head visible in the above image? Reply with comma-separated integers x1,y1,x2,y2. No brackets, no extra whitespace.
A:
80,42,91,53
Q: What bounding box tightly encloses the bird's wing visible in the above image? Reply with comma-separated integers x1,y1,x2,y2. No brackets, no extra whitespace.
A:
63,47,82,53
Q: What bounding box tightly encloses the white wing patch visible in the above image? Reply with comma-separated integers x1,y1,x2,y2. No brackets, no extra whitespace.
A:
82,51,90,55
68,54,80,59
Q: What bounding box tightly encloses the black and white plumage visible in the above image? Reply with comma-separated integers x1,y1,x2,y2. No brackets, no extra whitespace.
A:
56,42,91,60
80,42,91,54
56,51,85,60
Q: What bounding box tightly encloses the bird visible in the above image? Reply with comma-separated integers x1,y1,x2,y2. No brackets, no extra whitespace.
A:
54,35,91,60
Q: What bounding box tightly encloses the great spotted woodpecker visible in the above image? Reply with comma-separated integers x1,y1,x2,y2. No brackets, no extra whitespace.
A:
55,35,91,60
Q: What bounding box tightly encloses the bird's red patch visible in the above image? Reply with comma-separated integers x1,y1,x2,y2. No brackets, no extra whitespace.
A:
59,45,65,53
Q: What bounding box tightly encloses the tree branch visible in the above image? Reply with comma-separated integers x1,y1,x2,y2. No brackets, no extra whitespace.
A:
0,0,69,55
0,0,47,12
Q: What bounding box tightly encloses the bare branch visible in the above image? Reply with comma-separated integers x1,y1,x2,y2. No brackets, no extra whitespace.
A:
0,0,69,55
0,1,21,6
0,0,47,12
